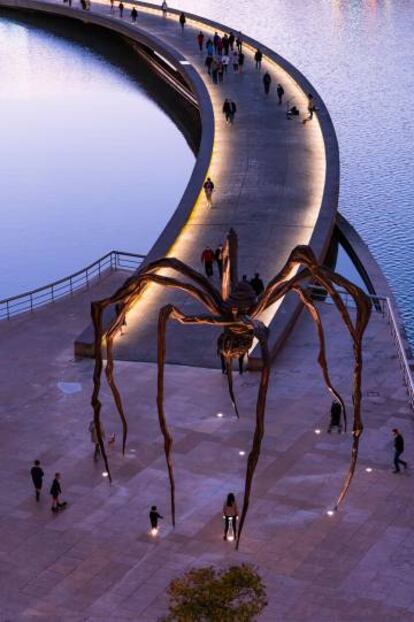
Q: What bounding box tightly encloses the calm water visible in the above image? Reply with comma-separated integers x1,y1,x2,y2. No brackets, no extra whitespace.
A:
175,0,414,339
0,13,194,298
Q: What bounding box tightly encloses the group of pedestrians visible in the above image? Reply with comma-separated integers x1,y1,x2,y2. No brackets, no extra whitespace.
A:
200,245,222,278
200,29,245,85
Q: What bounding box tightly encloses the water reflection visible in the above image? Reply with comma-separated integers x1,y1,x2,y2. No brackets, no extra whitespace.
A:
0,12,194,298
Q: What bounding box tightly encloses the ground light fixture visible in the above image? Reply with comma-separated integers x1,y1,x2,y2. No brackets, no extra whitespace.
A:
238,450,246,456
216,412,224,418
151,527,159,537
326,509,335,517
102,472,109,478
314,429,321,435
365,467,373,473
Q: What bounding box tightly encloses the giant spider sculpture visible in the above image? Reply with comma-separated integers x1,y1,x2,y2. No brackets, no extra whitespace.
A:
91,228,372,548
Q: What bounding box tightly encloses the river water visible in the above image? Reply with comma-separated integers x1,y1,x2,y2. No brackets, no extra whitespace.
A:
0,12,194,298
1,3,414,343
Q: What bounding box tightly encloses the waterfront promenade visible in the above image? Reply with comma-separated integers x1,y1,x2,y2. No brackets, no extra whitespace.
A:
1,277,414,620
2,0,337,366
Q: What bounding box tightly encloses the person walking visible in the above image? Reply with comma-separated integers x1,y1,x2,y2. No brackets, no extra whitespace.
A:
222,53,229,73
131,6,137,22
205,54,213,75
179,11,186,30
201,247,215,277
206,38,214,57
215,244,224,278
327,400,342,434
277,83,285,105
232,50,239,72
213,31,220,53
228,31,235,51
250,272,264,296
222,34,230,55
254,48,263,70
223,492,238,540
392,429,408,473
236,33,243,52
30,459,44,502
161,0,168,17
263,71,272,95
303,93,316,123
238,51,245,73
197,31,204,51
50,473,66,513
118,2,124,18
110,0,114,12
203,177,215,207
222,100,237,124
149,505,163,531
217,59,224,84
211,58,218,84
89,418,106,461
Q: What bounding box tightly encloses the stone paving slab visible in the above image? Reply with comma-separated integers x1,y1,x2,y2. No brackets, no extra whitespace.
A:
1,281,414,620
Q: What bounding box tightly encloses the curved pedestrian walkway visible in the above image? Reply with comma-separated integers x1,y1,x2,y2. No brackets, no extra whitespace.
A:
2,0,338,367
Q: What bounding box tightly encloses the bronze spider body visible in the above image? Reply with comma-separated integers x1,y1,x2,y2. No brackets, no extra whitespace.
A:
91,229,372,548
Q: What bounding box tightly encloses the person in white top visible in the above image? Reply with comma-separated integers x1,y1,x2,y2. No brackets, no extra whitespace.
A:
222,492,239,540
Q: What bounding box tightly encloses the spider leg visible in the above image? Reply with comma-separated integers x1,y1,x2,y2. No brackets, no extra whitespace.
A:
292,284,347,431
156,304,245,527
157,305,176,527
105,332,128,454
225,357,240,419
91,301,112,481
236,322,271,550
90,272,227,479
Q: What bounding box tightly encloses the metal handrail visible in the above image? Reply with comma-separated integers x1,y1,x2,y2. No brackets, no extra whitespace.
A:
0,250,145,320
309,284,414,411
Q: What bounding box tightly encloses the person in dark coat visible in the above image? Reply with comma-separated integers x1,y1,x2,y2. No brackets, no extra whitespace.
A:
263,71,272,95
215,244,224,278
250,272,264,296
201,247,215,277
327,401,342,434
118,2,124,17
277,83,285,105
228,31,235,51
149,505,163,530
179,12,186,29
31,459,44,502
254,48,263,70
50,473,66,512
393,429,408,473
238,51,245,72
197,31,204,51
131,6,137,22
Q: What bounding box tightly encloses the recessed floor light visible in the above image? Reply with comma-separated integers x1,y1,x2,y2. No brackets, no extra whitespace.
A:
365,467,373,473
314,429,321,435
326,510,335,517
238,450,246,456
217,412,224,418
102,472,109,478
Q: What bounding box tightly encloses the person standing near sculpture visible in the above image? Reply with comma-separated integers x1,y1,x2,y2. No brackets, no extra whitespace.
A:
131,6,137,22
254,48,263,70
161,0,168,17
197,31,204,51
327,400,342,434
201,247,215,277
392,429,408,473
250,273,264,296
89,419,106,461
179,12,186,30
215,244,224,278
30,459,44,502
223,493,239,540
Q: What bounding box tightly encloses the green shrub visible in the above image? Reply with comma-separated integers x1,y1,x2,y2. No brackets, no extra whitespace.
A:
162,563,267,622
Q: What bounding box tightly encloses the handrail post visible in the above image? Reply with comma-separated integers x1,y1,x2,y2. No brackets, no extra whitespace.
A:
30,293,33,312
6,300,10,320
51,285,54,302
70,276,73,295
86,268,89,289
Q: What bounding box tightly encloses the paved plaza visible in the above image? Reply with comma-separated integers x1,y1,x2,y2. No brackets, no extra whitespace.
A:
1,278,414,621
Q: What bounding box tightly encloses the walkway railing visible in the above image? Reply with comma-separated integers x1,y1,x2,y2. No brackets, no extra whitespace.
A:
310,284,414,411
0,251,145,320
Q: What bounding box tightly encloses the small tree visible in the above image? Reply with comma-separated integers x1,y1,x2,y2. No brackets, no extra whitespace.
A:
162,564,267,622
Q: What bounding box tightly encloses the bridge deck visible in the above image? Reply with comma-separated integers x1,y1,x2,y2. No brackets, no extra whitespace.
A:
3,0,335,367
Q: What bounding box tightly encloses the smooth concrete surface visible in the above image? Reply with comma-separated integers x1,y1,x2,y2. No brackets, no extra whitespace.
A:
2,0,338,366
1,280,414,621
